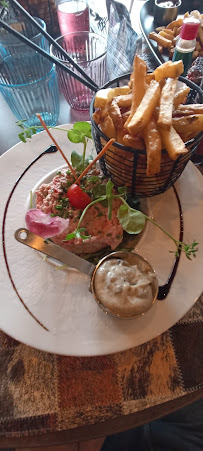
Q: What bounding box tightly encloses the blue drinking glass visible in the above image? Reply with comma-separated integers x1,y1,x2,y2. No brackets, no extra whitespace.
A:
0,54,60,128
0,17,49,59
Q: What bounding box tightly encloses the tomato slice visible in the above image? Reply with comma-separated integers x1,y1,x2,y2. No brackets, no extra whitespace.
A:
66,184,91,210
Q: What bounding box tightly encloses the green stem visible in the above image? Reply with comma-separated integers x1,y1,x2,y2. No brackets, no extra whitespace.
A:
82,138,88,170
76,196,106,231
20,124,72,133
119,196,179,248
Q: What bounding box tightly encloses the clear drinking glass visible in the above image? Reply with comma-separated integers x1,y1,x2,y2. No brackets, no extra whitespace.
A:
50,31,107,110
0,17,49,59
0,54,60,128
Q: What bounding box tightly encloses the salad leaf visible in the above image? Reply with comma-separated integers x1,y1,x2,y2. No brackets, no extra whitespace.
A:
68,129,85,144
117,204,145,235
73,122,92,138
71,151,93,172
68,122,92,143
92,184,107,199
118,186,127,196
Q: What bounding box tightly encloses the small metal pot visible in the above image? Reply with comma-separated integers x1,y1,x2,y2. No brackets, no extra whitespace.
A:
154,0,182,26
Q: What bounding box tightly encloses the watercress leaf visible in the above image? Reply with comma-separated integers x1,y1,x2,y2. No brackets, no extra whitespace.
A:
73,121,92,139
118,186,127,195
65,232,76,241
68,129,85,144
92,184,106,199
117,204,145,234
85,175,99,185
18,132,27,143
71,150,83,169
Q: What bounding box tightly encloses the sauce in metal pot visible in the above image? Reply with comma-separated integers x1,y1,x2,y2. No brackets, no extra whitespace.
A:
157,1,179,7
93,253,158,318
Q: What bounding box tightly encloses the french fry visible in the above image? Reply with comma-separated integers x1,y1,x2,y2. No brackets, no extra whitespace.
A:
144,116,162,176
173,27,178,36
196,41,202,52
156,26,166,32
166,18,183,29
172,115,203,141
123,134,145,149
99,113,117,139
114,93,132,108
121,110,131,125
162,28,174,35
92,109,102,125
125,55,147,128
127,80,161,135
108,99,122,128
173,85,191,109
198,26,203,46
157,78,177,130
153,60,184,81
159,30,174,41
116,127,126,145
193,50,199,59
94,86,130,108
148,31,172,48
176,26,182,35
94,88,114,108
158,45,163,54
146,73,155,84
173,104,203,116
159,126,187,160
169,47,175,59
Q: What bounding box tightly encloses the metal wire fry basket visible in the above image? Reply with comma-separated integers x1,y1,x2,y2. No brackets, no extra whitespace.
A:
90,74,203,198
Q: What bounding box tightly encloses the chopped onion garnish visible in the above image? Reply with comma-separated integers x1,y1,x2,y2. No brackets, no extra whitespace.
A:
25,209,69,239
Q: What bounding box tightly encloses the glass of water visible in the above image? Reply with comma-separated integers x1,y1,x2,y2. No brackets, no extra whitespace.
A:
0,54,60,128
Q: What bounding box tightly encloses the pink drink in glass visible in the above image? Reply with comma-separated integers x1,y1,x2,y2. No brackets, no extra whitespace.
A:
57,1,89,35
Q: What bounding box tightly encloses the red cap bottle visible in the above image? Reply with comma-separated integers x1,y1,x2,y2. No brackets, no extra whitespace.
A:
172,17,200,76
180,18,200,41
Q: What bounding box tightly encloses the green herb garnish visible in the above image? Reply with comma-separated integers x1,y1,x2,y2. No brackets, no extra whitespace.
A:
64,180,198,260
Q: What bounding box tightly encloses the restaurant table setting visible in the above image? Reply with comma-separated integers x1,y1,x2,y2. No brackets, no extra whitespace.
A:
0,0,203,445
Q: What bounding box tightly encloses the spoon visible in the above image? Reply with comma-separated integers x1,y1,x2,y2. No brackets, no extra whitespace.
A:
15,228,158,319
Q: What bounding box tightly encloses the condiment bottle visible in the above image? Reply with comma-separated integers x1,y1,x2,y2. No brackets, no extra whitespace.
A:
172,17,200,76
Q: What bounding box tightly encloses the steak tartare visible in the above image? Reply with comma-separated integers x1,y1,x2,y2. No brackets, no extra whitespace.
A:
35,167,123,254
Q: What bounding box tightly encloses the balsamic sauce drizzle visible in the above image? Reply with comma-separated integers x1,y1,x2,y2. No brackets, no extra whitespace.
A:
157,185,183,300
2,145,57,332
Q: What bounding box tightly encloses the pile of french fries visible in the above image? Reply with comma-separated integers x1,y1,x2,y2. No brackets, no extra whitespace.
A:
92,56,203,177
149,10,203,60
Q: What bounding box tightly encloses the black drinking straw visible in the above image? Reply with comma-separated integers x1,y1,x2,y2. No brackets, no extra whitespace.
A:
0,18,98,92
9,0,99,89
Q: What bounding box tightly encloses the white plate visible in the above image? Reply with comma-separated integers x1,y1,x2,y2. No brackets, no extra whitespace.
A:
0,125,203,356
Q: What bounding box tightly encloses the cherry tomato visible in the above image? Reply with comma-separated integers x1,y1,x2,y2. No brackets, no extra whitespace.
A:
66,184,91,210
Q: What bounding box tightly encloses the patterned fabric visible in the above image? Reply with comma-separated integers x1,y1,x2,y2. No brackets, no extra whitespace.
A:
0,294,202,437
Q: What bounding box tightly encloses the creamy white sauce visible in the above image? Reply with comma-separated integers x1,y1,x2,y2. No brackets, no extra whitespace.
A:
93,255,157,318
